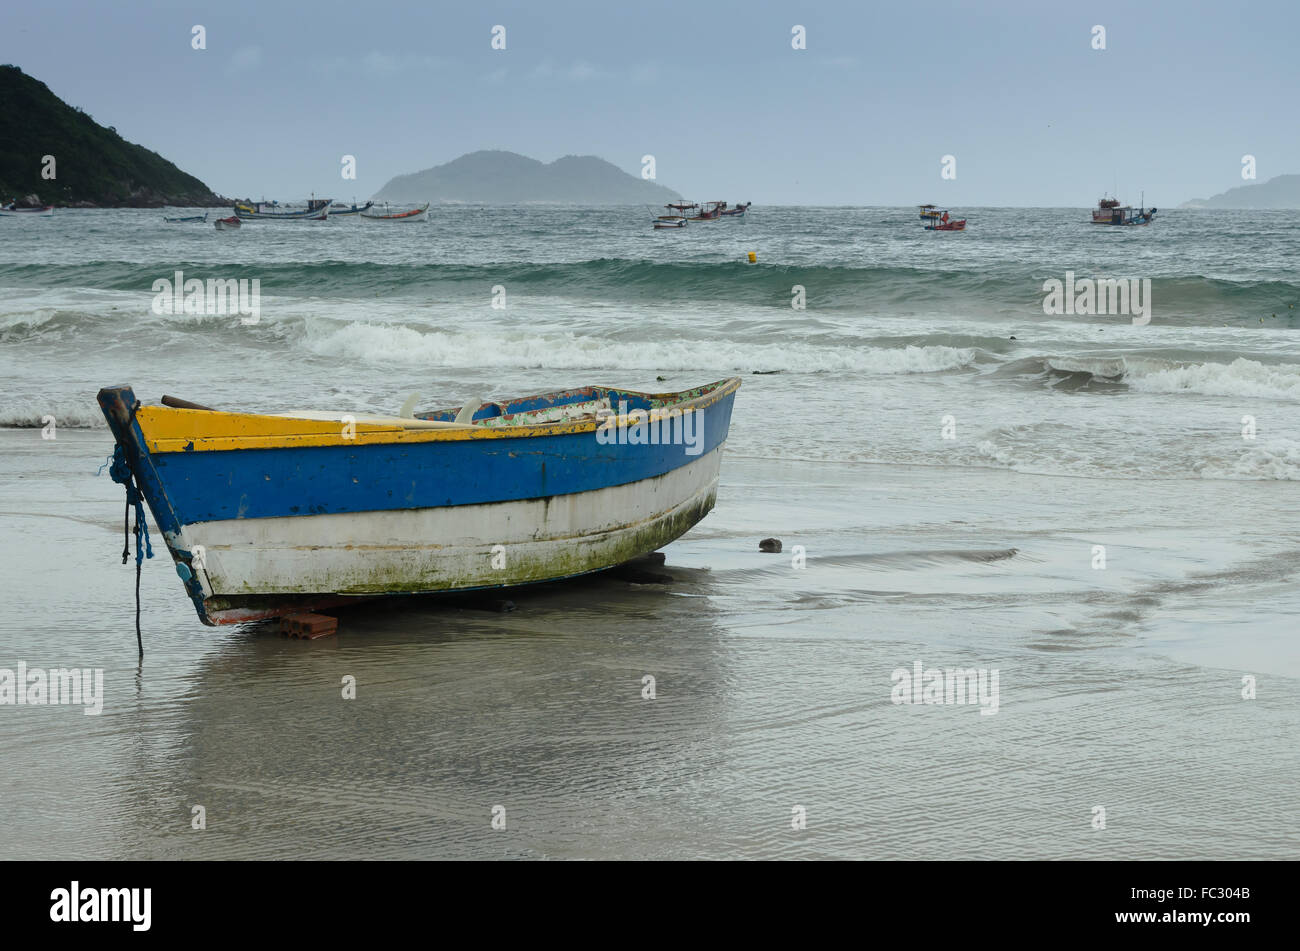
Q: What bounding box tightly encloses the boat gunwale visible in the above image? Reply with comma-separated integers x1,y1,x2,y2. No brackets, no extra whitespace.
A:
119,377,741,454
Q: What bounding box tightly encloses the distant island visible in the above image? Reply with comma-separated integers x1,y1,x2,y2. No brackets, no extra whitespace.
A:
0,64,225,207
1181,174,1300,209
373,150,682,204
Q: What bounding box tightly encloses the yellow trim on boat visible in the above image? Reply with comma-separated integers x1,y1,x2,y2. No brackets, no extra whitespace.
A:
139,378,741,453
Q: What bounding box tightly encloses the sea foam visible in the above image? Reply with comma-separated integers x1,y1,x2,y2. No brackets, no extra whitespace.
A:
300,321,981,374
1124,357,1300,400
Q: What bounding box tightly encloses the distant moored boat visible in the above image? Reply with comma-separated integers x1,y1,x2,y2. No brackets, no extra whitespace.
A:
234,198,332,220
360,202,430,222
328,201,375,217
923,209,967,231
653,202,691,229
0,203,54,217
1091,195,1156,226
688,201,725,221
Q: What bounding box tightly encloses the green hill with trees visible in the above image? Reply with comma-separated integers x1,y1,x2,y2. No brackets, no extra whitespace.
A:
0,64,224,207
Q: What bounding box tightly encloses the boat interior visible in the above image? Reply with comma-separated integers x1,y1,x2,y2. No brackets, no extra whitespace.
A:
260,379,732,431
419,379,728,428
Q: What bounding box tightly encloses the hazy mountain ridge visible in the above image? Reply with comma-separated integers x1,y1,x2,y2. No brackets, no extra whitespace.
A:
1181,174,1300,209
374,150,682,204
0,65,225,207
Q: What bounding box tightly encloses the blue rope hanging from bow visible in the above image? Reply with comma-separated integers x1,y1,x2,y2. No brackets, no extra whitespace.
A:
108,444,154,565
104,438,153,658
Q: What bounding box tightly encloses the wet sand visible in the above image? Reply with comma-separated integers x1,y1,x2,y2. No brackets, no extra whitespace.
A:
1,429,1296,859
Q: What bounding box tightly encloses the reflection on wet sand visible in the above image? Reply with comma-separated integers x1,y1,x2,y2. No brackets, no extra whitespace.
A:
127,570,735,859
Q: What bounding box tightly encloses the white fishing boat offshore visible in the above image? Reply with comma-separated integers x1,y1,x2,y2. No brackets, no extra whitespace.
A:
0,202,54,217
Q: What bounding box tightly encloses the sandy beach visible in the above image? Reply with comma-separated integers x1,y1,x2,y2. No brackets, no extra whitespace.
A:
3,427,1294,859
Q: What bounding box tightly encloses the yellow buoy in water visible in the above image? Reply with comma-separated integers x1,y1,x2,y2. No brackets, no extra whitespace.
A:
747,251,757,263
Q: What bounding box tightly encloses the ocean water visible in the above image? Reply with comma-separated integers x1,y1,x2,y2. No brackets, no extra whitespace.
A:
1,206,1297,859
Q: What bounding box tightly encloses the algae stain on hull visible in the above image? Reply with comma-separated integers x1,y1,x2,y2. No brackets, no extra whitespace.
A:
201,488,717,616
188,445,730,621
333,491,714,594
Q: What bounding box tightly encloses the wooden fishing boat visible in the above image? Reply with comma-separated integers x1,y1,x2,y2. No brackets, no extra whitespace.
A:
653,203,689,228
1091,195,1156,226
213,216,241,230
0,203,54,217
360,202,430,222
923,209,966,231
720,202,751,217
328,201,375,217
234,198,332,220
688,201,725,221
164,212,208,223
97,378,741,625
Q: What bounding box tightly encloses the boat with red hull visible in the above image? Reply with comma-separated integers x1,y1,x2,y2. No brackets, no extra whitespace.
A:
923,209,966,231
685,201,724,221
361,202,430,222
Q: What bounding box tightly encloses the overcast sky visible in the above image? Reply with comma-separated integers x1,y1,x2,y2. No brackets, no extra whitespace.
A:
4,0,1296,205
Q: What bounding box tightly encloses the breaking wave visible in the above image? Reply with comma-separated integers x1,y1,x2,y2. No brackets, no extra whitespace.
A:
1123,357,1300,401
1006,354,1300,401
299,321,981,373
0,399,107,429
1195,440,1300,481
